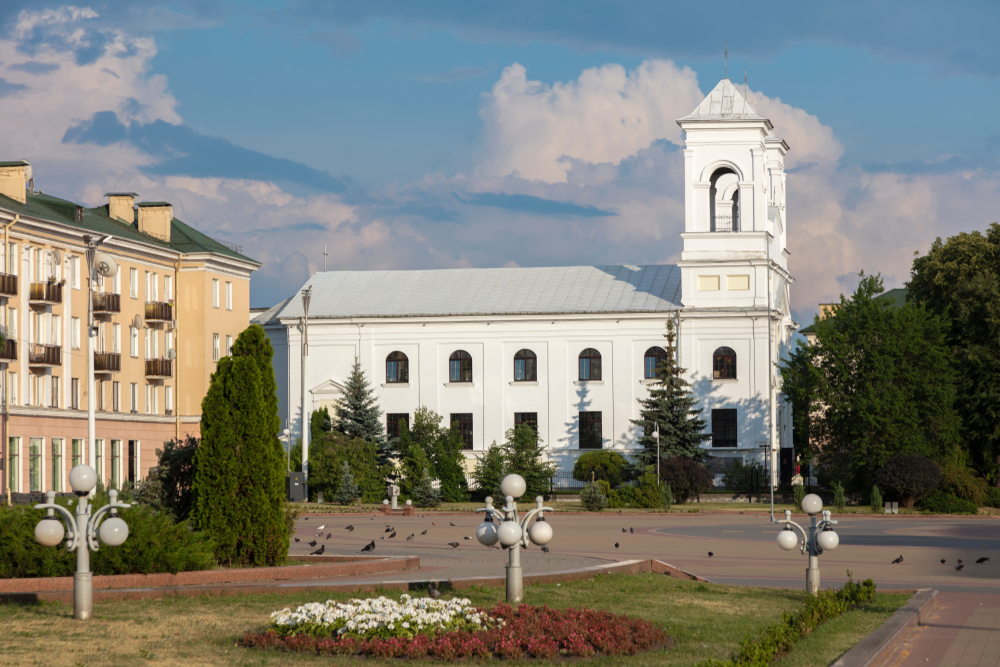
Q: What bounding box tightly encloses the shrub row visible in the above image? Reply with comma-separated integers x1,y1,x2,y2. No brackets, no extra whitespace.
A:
698,576,877,667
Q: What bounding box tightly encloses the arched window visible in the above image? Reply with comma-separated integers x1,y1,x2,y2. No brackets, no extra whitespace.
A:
578,348,602,381
449,350,472,383
713,346,737,380
513,349,537,382
386,351,408,383
644,346,668,379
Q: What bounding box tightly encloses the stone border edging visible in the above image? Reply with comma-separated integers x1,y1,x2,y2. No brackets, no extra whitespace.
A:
830,588,938,667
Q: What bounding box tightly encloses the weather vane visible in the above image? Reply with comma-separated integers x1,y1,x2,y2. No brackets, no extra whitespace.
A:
725,42,728,79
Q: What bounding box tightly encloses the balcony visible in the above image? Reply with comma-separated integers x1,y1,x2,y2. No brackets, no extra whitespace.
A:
29,281,63,305
0,272,16,298
28,343,61,367
94,352,121,374
145,301,172,323
145,358,172,378
0,337,16,362
92,292,121,315
710,214,739,232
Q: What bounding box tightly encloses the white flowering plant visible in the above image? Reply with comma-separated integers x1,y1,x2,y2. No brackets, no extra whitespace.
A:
269,594,500,640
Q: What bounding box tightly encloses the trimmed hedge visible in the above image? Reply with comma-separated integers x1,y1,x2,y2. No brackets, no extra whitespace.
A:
916,491,978,514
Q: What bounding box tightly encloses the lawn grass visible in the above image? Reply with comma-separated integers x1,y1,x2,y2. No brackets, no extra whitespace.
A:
0,574,906,667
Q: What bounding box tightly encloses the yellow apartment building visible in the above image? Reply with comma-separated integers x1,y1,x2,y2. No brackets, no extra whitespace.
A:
0,160,260,500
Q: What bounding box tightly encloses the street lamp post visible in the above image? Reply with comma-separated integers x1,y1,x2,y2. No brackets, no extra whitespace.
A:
300,287,312,500
475,474,554,604
651,424,660,479
280,428,291,472
83,234,114,484
776,493,839,595
33,464,130,619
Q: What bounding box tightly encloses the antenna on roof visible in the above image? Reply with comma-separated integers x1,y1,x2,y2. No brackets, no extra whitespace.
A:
744,68,748,112
725,42,728,79
323,245,328,272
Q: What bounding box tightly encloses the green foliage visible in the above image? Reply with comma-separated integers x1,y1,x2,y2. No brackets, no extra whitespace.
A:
307,432,393,504
658,456,714,502
392,407,468,502
572,450,628,486
580,481,608,512
471,442,506,498
793,485,806,512
698,577,877,667
0,483,215,578
916,492,979,514
869,485,884,514
722,460,767,495
433,425,470,503
472,425,558,499
875,453,942,508
632,320,711,466
410,467,442,508
939,465,989,506
780,273,962,492
832,482,847,512
909,223,1000,477
661,483,672,510
334,359,386,452
192,326,288,568
986,487,1000,509
333,461,361,505
397,425,433,497
136,436,198,520
311,407,332,443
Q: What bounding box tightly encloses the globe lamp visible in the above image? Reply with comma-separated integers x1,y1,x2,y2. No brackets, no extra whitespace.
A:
777,527,798,551
801,494,823,516
498,520,523,547
68,465,97,495
500,474,526,499
817,528,840,551
476,519,499,546
99,516,129,546
35,516,65,547
527,518,553,546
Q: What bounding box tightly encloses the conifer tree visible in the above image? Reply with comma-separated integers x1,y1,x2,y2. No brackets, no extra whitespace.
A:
631,320,711,466
411,467,442,508
333,461,360,505
191,325,288,567
334,359,386,450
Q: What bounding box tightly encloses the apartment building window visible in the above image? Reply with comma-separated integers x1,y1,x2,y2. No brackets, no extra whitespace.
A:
130,267,138,298
128,440,138,484
71,439,83,468
113,323,120,353
152,329,159,358
112,267,120,294
130,326,138,357
144,384,152,415
6,242,15,275
151,273,158,301
144,330,150,359
71,256,80,289
71,317,80,349
712,409,738,448
130,383,137,414
51,438,63,492
212,279,220,308
95,380,103,411
9,372,17,406
8,308,16,341
151,385,158,413
144,271,151,302
51,376,59,408
514,412,538,430
71,378,79,410
95,439,104,482
52,314,62,346
7,437,19,492
164,275,173,300
111,440,121,489
113,381,120,412
225,281,232,310
29,437,42,492
226,334,232,356
99,322,105,353
386,413,409,440
579,411,603,449
29,374,37,407
165,386,173,415
213,333,220,362
450,413,473,450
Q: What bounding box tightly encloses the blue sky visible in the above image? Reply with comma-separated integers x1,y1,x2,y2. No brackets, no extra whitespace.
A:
1,1,999,317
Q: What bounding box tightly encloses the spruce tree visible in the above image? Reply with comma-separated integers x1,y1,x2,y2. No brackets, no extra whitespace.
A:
334,359,386,450
333,461,360,505
411,467,442,508
191,326,288,567
631,320,711,466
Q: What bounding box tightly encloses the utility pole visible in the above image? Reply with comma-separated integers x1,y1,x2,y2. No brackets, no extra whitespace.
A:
300,286,312,500
84,235,113,490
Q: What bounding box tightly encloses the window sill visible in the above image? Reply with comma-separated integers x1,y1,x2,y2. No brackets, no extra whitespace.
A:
444,382,475,387
509,381,539,386
640,378,658,385
573,380,605,386
712,378,739,383
381,383,410,388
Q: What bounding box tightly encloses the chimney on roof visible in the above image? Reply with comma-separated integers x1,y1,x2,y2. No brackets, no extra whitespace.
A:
136,201,172,242
105,192,138,224
0,161,31,204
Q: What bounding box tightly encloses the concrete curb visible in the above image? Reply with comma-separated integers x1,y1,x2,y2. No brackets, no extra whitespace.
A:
831,588,938,667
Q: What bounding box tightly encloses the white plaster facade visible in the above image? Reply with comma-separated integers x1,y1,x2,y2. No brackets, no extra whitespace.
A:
256,79,797,481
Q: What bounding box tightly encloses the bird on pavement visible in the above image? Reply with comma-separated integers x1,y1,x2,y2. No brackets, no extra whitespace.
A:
630,527,634,534
464,536,472,540
317,525,325,530
308,540,317,547
450,522,457,526
362,541,375,553
541,545,550,553
428,586,441,599
891,555,904,564
708,552,714,557
615,542,620,549
385,526,393,533
294,538,300,542
448,542,460,548
941,559,947,564
311,544,325,555
304,517,308,520
406,534,414,541
418,514,424,518
977,557,990,564
956,564,965,571
622,528,626,533
389,531,396,539
326,533,331,540
421,530,428,535
381,536,385,540
345,525,354,532
432,522,437,526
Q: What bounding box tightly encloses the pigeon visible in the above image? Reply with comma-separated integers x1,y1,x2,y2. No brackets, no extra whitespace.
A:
941,559,947,564
428,586,441,599
448,542,460,548
541,545,550,553
450,522,457,527
345,525,354,532
956,564,965,571
308,540,317,547
977,557,990,564
326,533,331,540
304,517,308,520
418,514,424,518
615,542,620,549
464,536,472,540
708,552,714,557
381,536,385,540
317,525,325,530
630,527,634,534
421,530,428,535
622,528,627,533
310,544,325,555
891,555,904,564
406,534,414,541
389,531,396,539
385,526,393,533
361,540,375,553
432,522,437,526
294,538,300,542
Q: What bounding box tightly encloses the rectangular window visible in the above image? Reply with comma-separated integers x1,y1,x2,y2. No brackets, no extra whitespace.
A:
113,381,120,412
51,438,63,492
28,374,36,406
579,354,602,381
386,413,409,440
71,439,83,469
95,380,103,411
130,326,138,357
212,279,220,308
449,357,472,382
71,256,80,289
225,281,232,310
165,386,173,414
113,323,120,353
8,437,19,492
29,437,42,492
579,411,603,449
71,317,80,349
111,440,121,489
128,440,138,484
95,439,104,482
514,356,537,382
51,375,59,408
130,267,138,298
226,334,232,356
165,331,174,355
144,271,151,302
71,378,79,410
52,314,61,346
151,385,158,413
152,329,159,357
144,384,151,415
711,409,738,448
144,329,150,359
130,383,137,413
450,413,473,450
8,308,16,341
164,275,172,300
9,372,17,407
151,273,158,301
514,412,538,430
213,333,220,362
98,322,106,353
7,242,15,275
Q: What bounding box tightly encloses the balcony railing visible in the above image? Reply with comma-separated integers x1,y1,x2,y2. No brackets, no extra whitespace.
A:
94,351,121,374
145,301,172,322
145,358,172,378
0,272,16,297
0,337,16,362
92,292,121,314
28,343,61,366
710,214,738,232
29,282,63,304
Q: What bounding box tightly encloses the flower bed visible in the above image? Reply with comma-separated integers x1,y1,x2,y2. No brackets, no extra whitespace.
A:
245,594,667,660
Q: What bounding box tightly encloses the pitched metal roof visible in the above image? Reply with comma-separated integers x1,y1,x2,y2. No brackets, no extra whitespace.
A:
274,265,682,320
678,78,770,123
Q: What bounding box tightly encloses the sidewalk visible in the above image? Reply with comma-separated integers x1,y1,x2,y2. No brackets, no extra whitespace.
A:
882,593,1000,667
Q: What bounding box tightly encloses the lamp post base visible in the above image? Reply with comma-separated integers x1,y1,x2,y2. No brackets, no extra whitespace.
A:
806,565,820,596
506,563,523,605
74,572,93,620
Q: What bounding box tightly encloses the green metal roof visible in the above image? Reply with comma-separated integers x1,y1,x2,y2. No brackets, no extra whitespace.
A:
801,287,909,334
0,190,258,265
137,201,171,207
0,161,30,167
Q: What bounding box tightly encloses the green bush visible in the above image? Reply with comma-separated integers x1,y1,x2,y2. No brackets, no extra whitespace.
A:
573,451,628,487
793,485,805,512
832,482,847,512
136,436,198,520
869,485,884,514
661,483,672,510
939,465,989,506
332,461,360,505
986,487,1000,509
630,467,663,509
411,467,442,508
308,433,393,504
875,453,942,508
659,457,714,502
916,491,978,514
472,425,558,500
698,576,877,667
580,481,608,512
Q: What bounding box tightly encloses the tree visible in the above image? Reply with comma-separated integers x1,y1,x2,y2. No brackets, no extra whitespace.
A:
311,407,332,443
472,425,558,499
332,461,360,505
191,326,288,567
138,436,199,520
334,359,386,451
781,274,962,492
410,467,442,508
573,451,628,487
631,320,711,467
306,432,392,503
397,425,434,497
908,223,1000,479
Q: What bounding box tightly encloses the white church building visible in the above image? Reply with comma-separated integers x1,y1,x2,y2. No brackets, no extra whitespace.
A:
255,79,797,483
